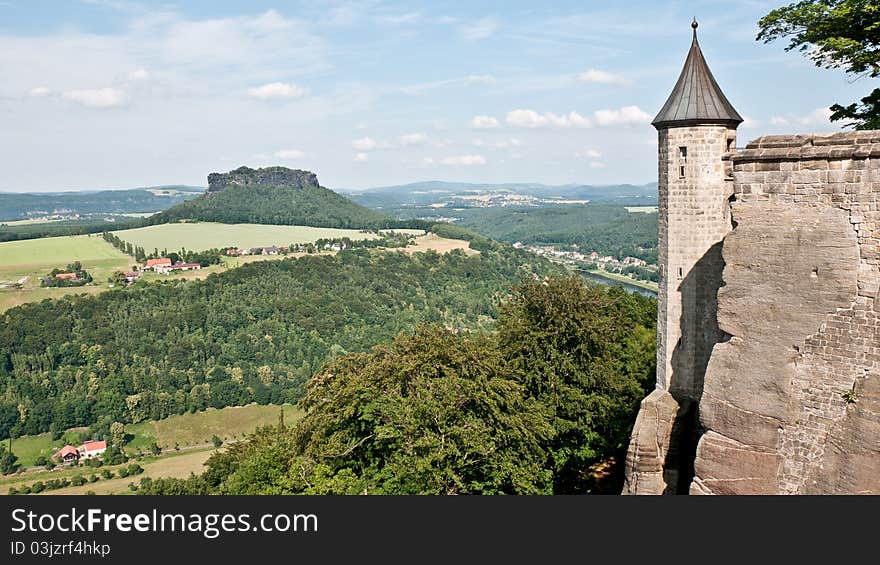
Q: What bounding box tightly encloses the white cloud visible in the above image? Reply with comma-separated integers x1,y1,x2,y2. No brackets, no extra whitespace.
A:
352,136,378,151
506,109,592,128
472,138,486,147
402,75,496,96
577,69,630,85
127,68,150,81
247,82,308,100
399,133,428,146
28,86,52,97
353,153,368,162
576,148,602,159
589,161,606,168
494,138,521,150
378,12,421,25
273,149,306,159
440,154,486,166
460,17,497,40
470,115,500,129
593,105,651,126
769,108,833,127
506,106,649,129
465,75,496,86
62,88,126,108
741,116,760,128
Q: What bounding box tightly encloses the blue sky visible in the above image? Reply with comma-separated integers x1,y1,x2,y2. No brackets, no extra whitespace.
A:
0,0,870,191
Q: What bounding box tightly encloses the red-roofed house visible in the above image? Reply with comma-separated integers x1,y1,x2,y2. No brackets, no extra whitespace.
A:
52,445,80,464
54,272,78,280
77,440,107,460
144,258,172,270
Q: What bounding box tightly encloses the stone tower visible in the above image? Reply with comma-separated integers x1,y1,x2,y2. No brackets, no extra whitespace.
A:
623,20,743,494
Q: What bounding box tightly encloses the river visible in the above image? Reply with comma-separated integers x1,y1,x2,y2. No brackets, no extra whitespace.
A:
577,270,657,298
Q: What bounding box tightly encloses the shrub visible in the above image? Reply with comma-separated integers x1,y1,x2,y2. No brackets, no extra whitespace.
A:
30,481,45,493
88,474,98,483
100,469,113,480
71,475,86,486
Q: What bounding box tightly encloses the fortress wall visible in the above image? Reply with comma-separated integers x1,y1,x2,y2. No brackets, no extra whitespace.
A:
622,125,734,495
691,131,880,494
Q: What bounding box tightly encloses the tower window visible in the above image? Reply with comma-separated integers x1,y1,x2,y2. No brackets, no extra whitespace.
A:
678,146,687,178
678,267,683,279
678,147,687,159
679,166,686,178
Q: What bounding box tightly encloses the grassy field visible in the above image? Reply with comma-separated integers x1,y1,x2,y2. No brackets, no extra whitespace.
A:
5,403,297,469
2,404,302,495
111,222,381,252
403,234,478,256
126,403,299,451
0,234,131,312
42,449,217,495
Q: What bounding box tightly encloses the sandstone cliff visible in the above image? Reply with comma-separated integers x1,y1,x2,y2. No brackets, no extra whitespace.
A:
625,131,880,495
206,166,319,194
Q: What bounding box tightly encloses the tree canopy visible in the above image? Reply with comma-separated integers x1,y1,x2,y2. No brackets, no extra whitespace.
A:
758,0,880,129
137,276,657,495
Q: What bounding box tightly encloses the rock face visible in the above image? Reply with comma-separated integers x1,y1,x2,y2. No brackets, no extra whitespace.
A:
622,390,694,494
625,131,880,495
692,202,860,494
689,132,880,495
207,166,319,194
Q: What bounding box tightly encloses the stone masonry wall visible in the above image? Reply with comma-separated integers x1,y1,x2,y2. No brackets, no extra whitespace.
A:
622,125,735,495
691,131,880,494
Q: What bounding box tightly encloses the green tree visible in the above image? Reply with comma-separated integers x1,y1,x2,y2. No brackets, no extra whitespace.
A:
758,0,880,129
0,445,20,475
497,277,656,493
211,435,223,448
109,421,126,447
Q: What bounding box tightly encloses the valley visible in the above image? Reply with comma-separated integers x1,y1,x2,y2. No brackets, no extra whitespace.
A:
0,166,656,496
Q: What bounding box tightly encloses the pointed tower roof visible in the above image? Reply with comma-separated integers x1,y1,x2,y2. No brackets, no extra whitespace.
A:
652,19,743,129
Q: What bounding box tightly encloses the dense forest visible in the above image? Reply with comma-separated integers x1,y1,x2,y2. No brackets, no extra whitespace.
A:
137,277,657,495
0,237,560,441
458,205,658,262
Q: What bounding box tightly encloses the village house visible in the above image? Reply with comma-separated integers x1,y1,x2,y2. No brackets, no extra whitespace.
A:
52,445,79,464
143,257,172,271
54,272,79,281
51,439,108,464
77,440,107,460
156,262,202,275
124,271,140,283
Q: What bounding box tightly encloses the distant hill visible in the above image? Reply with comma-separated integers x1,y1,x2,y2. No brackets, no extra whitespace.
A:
150,166,392,229
343,181,657,209
0,186,203,221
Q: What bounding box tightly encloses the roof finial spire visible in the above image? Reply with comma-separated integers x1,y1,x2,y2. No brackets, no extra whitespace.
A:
692,17,698,37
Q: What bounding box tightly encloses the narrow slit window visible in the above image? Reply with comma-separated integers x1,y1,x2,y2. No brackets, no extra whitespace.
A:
678,267,683,278
678,146,687,178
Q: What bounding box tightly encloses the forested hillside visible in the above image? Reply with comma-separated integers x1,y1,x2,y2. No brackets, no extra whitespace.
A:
137,277,657,495
0,186,203,222
149,167,393,229
0,241,558,440
458,205,658,262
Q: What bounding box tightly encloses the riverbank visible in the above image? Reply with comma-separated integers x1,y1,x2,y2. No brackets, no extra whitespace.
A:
571,266,658,295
